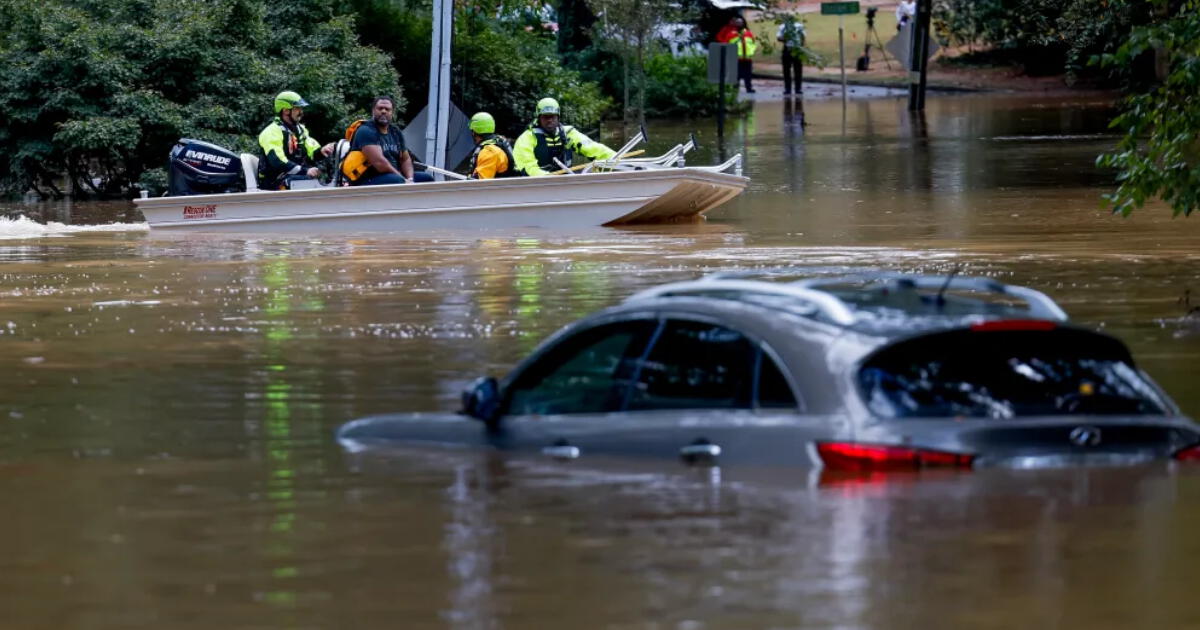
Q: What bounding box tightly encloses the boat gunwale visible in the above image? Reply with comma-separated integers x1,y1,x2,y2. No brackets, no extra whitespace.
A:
147,193,662,229
133,166,749,209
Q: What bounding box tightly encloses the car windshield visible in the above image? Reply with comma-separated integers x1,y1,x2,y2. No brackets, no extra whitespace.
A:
859,328,1170,419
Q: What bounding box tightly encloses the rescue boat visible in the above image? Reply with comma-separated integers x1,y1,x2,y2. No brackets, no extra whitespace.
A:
135,137,747,233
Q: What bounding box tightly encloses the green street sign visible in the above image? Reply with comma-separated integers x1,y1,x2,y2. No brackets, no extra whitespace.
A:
820,1,860,15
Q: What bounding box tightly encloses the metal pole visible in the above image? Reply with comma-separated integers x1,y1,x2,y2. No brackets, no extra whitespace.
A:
717,50,726,138
838,14,846,106
907,0,932,111
425,0,452,179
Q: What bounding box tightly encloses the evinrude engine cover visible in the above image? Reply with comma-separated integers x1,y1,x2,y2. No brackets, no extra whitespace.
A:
167,138,244,196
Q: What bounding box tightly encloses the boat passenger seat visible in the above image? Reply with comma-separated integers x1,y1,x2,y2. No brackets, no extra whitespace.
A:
332,139,351,187
240,153,260,192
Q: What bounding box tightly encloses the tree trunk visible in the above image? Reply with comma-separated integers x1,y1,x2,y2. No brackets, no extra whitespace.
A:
636,34,646,129
623,56,630,131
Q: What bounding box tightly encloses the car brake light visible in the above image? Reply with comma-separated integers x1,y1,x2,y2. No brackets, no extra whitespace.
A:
1173,444,1200,461
816,442,975,471
970,320,1057,332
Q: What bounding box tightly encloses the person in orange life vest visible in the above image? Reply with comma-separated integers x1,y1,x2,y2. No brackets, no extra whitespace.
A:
716,16,757,93
467,112,519,179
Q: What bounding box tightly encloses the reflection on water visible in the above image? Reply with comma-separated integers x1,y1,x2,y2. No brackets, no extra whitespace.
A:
1,93,1200,627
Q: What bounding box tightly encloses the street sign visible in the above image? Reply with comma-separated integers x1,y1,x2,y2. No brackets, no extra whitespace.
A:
820,1,859,15
706,43,737,84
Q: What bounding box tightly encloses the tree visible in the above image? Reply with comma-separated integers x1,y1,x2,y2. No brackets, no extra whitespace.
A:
1096,0,1200,216
933,0,1152,80
347,0,609,141
0,0,399,198
585,0,682,129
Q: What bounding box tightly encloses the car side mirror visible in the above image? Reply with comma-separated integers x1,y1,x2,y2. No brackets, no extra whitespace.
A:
460,376,501,424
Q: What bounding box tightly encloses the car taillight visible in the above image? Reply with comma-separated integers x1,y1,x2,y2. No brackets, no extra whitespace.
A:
816,442,976,471
970,319,1057,332
1173,444,1200,461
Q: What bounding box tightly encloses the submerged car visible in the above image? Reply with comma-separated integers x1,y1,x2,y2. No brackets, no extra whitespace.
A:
338,272,1200,471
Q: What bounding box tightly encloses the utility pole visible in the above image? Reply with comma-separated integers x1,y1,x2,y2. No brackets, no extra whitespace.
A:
907,0,932,111
424,0,452,180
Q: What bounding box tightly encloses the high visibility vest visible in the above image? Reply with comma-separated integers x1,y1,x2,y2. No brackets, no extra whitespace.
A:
732,30,757,58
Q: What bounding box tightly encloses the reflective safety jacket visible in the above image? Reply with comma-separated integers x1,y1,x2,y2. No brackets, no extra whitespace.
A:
470,135,520,179
257,118,322,185
731,28,757,58
512,123,616,177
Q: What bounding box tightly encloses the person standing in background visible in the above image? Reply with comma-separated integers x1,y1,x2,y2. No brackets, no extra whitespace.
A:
716,16,757,93
777,15,806,96
896,0,916,31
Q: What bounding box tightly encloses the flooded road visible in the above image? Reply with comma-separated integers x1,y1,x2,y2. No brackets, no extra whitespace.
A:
3,93,1200,628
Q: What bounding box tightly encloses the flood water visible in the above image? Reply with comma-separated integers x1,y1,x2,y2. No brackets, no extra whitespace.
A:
3,93,1200,628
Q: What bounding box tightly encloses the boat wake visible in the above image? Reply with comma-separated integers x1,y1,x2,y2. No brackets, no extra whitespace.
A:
0,215,148,240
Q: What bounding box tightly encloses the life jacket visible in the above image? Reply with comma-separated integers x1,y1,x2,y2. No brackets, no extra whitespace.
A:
340,119,370,183
531,125,574,172
732,29,757,58
470,135,521,178
258,119,313,183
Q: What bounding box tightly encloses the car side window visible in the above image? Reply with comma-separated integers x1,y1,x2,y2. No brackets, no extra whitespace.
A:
625,319,761,411
505,320,658,416
756,351,798,408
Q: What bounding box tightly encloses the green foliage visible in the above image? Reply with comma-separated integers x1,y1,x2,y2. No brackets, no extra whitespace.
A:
455,13,609,136
640,54,736,119
933,0,1152,80
0,0,399,198
348,1,609,138
585,0,687,127
1096,1,1200,216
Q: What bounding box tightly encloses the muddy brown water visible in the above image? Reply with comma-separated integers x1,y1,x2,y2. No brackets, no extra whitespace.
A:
2,93,1200,628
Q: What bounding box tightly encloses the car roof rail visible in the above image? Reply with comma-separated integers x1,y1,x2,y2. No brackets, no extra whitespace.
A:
626,270,1068,325
626,278,859,326
794,273,1069,322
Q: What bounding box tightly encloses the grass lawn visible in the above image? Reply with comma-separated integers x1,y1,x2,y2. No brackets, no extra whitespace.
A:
749,10,900,68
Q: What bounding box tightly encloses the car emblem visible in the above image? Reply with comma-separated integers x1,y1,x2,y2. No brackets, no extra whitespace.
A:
1069,426,1102,447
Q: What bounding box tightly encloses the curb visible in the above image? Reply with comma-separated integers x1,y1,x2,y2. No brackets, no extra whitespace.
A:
751,71,986,92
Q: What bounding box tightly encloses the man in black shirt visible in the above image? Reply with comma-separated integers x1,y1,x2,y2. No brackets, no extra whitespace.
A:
349,96,433,185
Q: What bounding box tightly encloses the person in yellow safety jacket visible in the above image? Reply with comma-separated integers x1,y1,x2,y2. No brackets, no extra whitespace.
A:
468,112,520,179
716,17,757,93
511,98,615,177
257,90,335,189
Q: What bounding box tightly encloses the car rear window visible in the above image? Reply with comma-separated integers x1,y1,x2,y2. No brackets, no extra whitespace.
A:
859,328,1170,419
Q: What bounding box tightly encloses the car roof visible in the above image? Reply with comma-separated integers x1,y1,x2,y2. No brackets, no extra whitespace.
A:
622,271,1070,340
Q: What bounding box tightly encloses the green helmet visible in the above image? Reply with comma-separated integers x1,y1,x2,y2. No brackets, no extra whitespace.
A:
274,90,309,114
536,97,560,116
469,112,496,134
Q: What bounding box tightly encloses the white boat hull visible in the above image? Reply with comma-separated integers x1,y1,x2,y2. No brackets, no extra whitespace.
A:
135,167,748,232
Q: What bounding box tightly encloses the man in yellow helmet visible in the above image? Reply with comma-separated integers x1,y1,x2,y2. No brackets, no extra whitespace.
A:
257,90,335,189
512,98,615,177
468,112,520,179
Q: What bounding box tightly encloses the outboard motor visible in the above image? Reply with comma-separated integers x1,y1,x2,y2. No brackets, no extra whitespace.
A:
167,138,245,196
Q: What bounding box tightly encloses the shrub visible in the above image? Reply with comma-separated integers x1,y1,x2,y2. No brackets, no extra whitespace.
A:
0,0,400,198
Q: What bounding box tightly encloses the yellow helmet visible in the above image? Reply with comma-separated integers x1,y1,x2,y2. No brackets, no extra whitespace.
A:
536,98,560,116
274,90,309,114
469,112,496,134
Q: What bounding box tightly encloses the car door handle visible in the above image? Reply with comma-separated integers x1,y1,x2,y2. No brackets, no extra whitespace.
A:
680,439,721,464
542,439,580,460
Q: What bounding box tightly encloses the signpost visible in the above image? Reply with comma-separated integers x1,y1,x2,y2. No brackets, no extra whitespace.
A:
820,1,859,106
424,0,452,180
907,0,933,111
707,43,737,138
